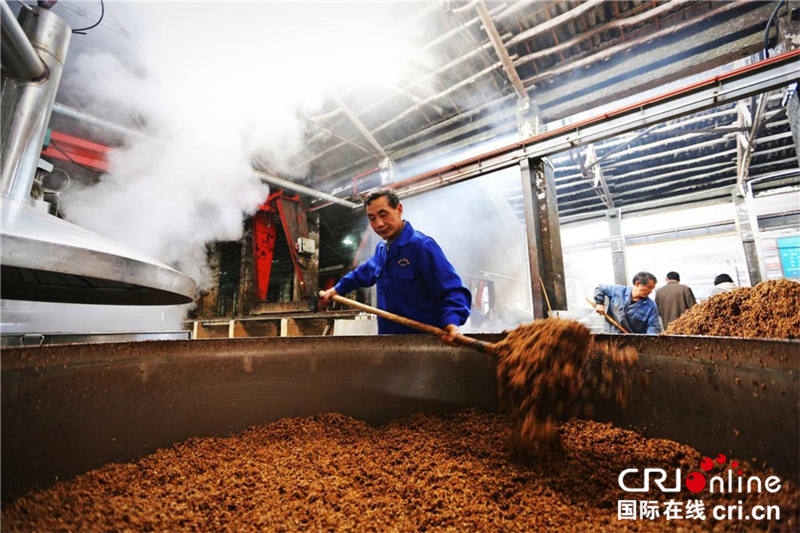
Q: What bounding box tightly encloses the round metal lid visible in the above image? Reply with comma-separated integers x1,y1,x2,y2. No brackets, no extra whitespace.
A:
1,199,196,305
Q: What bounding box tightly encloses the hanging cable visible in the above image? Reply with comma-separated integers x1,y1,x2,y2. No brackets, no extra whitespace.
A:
48,166,71,193
47,139,103,173
763,0,786,59
71,0,104,35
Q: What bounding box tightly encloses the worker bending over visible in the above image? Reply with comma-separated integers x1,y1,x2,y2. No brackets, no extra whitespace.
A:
319,188,471,344
594,272,662,334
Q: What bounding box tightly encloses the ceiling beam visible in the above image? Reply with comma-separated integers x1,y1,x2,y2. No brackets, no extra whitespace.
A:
332,94,389,159
314,4,772,189
368,61,504,138
383,51,799,199
520,0,749,88
299,114,382,158
530,2,771,120
475,0,527,99
514,0,694,69
505,0,605,48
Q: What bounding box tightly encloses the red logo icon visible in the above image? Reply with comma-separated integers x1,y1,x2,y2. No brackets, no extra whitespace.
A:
686,472,706,492
689,454,742,492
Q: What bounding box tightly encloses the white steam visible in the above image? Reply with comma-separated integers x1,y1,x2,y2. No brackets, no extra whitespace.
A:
61,3,430,289
403,169,533,333
1,3,434,335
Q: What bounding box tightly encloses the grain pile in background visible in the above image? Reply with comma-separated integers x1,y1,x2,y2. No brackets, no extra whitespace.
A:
4,411,796,532
667,279,800,339
493,318,640,464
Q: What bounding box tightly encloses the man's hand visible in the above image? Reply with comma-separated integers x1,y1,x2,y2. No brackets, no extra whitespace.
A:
440,324,460,346
318,288,338,310
595,303,605,316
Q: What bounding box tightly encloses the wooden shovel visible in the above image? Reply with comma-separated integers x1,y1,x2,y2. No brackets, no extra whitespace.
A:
320,291,497,355
586,297,630,334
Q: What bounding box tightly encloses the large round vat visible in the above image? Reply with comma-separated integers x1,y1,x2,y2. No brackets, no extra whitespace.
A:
2,333,798,501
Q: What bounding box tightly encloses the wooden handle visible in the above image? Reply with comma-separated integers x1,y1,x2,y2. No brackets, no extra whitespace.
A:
586,297,630,334
324,292,496,354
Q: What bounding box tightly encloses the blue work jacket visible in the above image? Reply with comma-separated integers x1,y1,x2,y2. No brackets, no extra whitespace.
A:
594,284,662,334
334,221,471,334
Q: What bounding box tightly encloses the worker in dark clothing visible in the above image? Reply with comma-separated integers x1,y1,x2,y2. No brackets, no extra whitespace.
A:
655,271,697,328
711,273,738,296
319,188,471,344
594,272,661,334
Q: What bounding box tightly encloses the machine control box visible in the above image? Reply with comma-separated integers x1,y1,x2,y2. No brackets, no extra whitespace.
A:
296,237,316,255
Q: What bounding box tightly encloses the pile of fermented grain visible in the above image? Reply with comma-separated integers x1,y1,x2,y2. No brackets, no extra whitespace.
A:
667,279,800,339
3,411,796,532
493,318,640,463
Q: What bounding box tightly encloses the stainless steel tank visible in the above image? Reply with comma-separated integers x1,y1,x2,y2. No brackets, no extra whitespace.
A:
0,4,196,306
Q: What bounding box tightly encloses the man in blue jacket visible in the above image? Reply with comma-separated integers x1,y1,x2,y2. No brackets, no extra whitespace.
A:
594,272,662,334
319,188,471,343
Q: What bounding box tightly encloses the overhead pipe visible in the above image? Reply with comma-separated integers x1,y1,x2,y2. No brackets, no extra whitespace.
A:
0,0,46,80
52,103,151,142
450,1,479,15
0,4,70,202
252,166,360,210
41,107,361,211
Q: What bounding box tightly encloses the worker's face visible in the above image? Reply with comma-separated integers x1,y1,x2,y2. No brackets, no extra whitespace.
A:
366,196,404,240
633,280,656,299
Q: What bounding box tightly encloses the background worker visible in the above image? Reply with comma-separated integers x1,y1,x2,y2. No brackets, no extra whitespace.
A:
655,271,697,328
710,273,738,296
594,272,662,334
319,188,471,344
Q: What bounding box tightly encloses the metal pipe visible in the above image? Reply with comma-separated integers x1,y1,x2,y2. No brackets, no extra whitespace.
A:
0,0,45,80
479,270,526,283
738,90,772,190
253,167,360,209
52,103,151,142
449,0,478,16
0,6,70,202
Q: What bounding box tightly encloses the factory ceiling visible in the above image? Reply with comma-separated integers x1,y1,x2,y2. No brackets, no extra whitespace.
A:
286,1,799,211
39,0,800,275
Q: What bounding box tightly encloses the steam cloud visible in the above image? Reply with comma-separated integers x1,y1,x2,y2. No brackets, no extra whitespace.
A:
61,3,430,288
11,3,432,333
403,170,533,333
